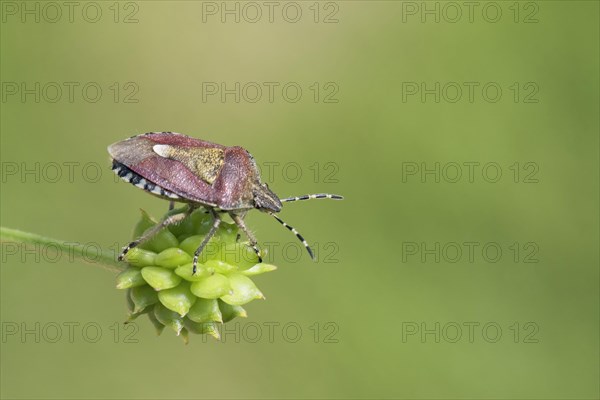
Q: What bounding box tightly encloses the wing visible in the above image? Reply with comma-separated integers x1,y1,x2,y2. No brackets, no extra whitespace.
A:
108,132,225,206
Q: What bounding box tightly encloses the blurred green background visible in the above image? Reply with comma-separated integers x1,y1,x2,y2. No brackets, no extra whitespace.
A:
1,1,598,399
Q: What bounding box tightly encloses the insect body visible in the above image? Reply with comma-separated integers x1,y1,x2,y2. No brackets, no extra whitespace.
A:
108,132,343,272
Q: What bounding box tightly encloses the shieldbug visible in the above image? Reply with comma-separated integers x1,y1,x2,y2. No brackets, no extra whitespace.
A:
108,132,343,272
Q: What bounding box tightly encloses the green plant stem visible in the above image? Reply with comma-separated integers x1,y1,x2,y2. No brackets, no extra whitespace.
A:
0,227,125,273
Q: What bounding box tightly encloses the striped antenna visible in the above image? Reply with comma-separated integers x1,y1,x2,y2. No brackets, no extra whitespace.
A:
280,193,344,203
267,212,315,260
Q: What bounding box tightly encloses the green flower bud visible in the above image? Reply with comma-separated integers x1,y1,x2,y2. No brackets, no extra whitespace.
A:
179,235,205,257
147,307,166,335
116,267,146,289
155,248,192,269
183,319,220,340
190,273,231,299
174,263,211,281
145,228,179,253
180,328,190,344
153,303,185,335
214,222,238,244
240,263,277,276
187,298,223,323
220,274,264,306
168,208,212,237
167,212,191,237
126,289,134,312
127,308,151,322
204,259,237,274
125,289,149,320
124,247,157,267
218,299,247,323
189,210,214,235
141,266,182,290
218,243,258,269
133,209,157,239
165,205,189,218
129,285,159,313
158,282,196,317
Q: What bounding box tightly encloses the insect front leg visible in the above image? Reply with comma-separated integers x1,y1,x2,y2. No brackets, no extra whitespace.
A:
192,208,222,274
119,206,194,262
229,212,263,263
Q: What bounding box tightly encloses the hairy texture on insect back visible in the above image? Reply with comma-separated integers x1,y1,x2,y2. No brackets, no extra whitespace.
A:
145,132,226,150
215,147,258,210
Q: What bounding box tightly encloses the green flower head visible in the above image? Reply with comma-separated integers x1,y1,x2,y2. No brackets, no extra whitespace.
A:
116,207,276,343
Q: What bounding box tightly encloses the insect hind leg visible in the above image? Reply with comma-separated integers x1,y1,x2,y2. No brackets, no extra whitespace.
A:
192,208,222,274
229,212,263,263
119,206,194,262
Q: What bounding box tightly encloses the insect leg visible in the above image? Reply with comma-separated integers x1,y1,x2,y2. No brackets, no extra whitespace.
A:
229,212,263,263
192,208,222,274
168,201,175,211
119,206,195,262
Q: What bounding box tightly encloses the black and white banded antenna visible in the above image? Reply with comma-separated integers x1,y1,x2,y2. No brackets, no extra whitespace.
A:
280,193,344,203
268,193,343,259
267,211,315,260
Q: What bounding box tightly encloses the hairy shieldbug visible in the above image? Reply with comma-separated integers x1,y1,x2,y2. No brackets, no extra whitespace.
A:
108,132,343,273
